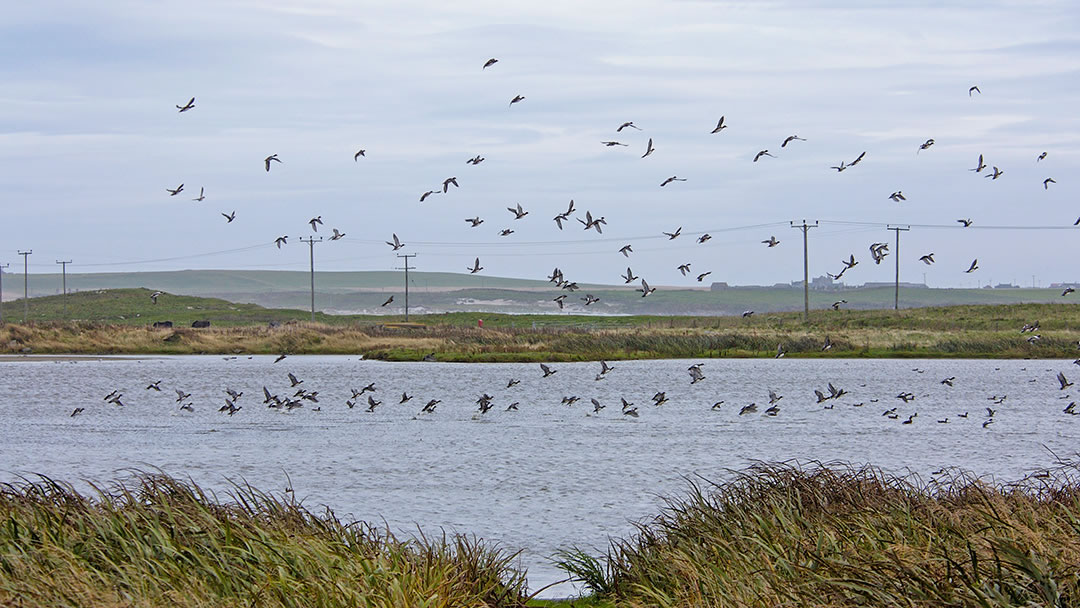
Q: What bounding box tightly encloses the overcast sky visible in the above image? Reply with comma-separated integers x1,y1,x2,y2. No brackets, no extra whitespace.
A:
1,0,1078,289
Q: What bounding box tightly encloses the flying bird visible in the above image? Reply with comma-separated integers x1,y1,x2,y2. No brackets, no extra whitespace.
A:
965,259,979,273
166,184,184,196
753,150,775,162
986,166,1003,179
622,267,638,284
919,253,935,265
540,363,557,377
663,227,682,240
176,97,195,112
1063,287,1075,297
889,191,906,202
762,236,780,247
830,161,847,172
660,176,686,187
221,211,236,223
386,233,405,250
308,216,322,231
918,139,935,153
264,154,281,172
329,228,345,240
1038,151,1048,162
781,135,805,147
483,58,498,69
468,257,483,274
1058,371,1073,390
638,279,656,297
275,236,288,248
498,228,514,236
957,218,972,227
507,203,529,219
601,141,628,147
442,176,459,192
466,217,484,227
850,151,866,166
698,234,711,244
710,116,727,133
970,154,987,173
420,190,437,202
968,85,980,96
354,149,366,161
192,187,205,202
677,263,691,276
696,272,712,282
381,296,393,307
617,121,641,132
467,155,485,165
641,138,655,158
619,244,633,257
1044,178,1056,189
509,95,525,106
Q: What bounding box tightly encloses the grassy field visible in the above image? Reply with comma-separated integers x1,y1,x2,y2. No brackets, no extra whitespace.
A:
556,462,1080,607
2,289,1079,359
3,466,1077,607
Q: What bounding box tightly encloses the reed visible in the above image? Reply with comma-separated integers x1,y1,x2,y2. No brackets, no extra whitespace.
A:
558,462,1080,607
0,473,529,607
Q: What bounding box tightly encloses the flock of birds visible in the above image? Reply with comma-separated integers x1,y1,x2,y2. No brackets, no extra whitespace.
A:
164,59,1067,313
70,335,1080,425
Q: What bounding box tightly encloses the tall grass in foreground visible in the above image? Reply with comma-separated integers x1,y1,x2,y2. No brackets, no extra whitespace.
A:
0,473,529,607
558,463,1080,607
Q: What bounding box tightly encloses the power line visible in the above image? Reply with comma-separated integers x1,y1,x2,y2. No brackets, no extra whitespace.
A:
790,220,817,322
18,250,31,323
396,253,417,322
298,237,323,322
56,260,72,317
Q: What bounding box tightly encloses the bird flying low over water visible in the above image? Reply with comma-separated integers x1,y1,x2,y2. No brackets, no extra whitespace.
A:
540,363,557,377
381,296,393,307
176,97,195,112
264,154,281,171
638,279,656,297
468,257,483,273
622,267,638,284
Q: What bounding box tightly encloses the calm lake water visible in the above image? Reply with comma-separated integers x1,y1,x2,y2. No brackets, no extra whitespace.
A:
2,355,1079,595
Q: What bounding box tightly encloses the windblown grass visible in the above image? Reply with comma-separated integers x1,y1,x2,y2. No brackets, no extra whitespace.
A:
557,462,1080,607
0,473,529,607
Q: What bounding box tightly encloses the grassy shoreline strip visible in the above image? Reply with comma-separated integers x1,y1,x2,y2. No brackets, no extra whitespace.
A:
557,462,1080,607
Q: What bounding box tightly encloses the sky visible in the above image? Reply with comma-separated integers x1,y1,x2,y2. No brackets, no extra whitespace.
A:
1,0,1079,289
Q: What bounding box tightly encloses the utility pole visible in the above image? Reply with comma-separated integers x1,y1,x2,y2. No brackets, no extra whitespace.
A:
790,220,817,322
298,237,322,322
56,260,72,317
396,254,417,322
887,225,909,311
18,250,31,323
0,263,8,323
